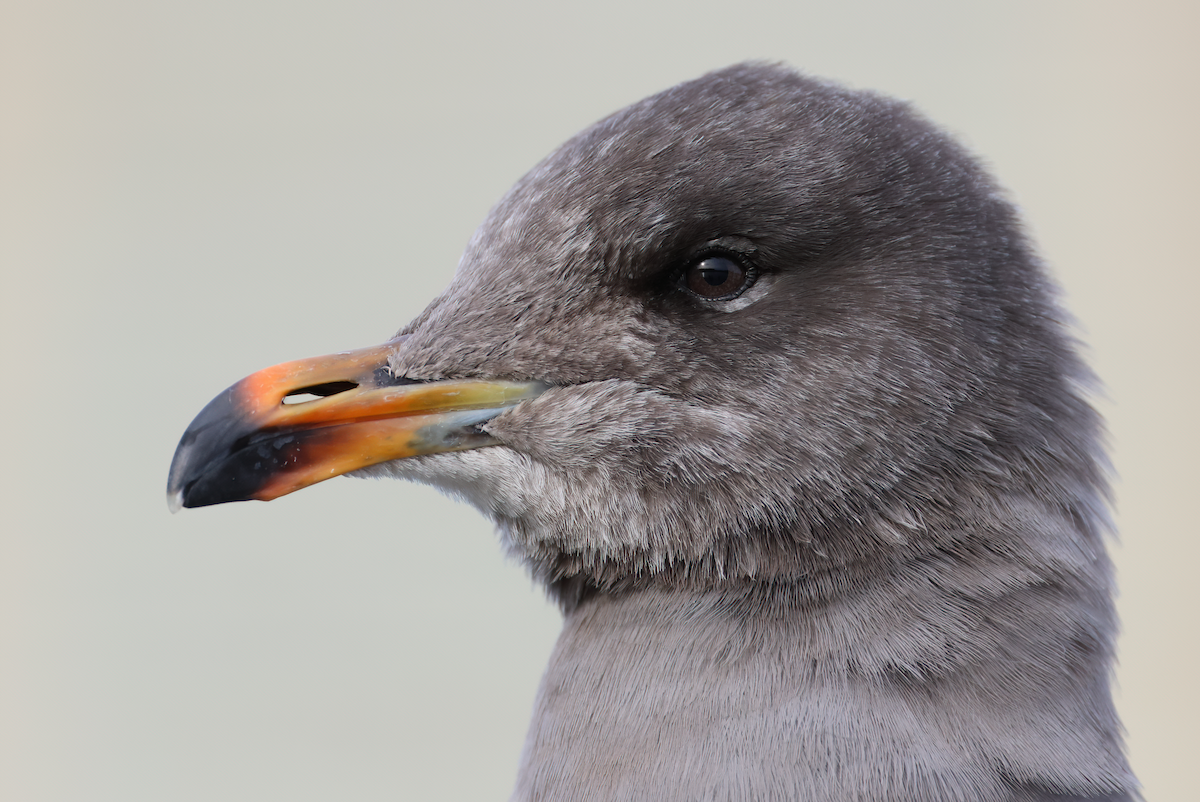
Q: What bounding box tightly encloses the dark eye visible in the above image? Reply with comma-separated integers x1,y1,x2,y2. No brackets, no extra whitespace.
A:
682,256,755,300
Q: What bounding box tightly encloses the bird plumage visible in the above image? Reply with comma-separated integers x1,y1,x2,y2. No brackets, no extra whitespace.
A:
172,63,1137,800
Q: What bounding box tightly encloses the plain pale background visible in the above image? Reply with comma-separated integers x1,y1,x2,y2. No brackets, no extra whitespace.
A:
2,1,1195,799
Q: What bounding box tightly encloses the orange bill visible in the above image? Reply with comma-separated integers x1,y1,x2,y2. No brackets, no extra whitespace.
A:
166,339,545,510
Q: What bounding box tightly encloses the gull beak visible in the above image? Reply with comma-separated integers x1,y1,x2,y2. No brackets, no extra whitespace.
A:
167,338,545,511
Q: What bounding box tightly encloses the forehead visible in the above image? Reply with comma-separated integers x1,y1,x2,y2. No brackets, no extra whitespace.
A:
462,73,888,288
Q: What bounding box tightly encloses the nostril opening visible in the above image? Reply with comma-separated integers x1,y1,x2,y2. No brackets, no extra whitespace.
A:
283,381,358,405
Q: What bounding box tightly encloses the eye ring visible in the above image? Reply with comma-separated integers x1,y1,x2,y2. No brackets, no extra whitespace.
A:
677,254,758,301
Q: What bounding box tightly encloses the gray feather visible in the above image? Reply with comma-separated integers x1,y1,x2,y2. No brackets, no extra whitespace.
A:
361,63,1136,801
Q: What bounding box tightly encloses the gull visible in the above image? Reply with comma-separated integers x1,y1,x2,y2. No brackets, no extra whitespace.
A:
168,63,1137,801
